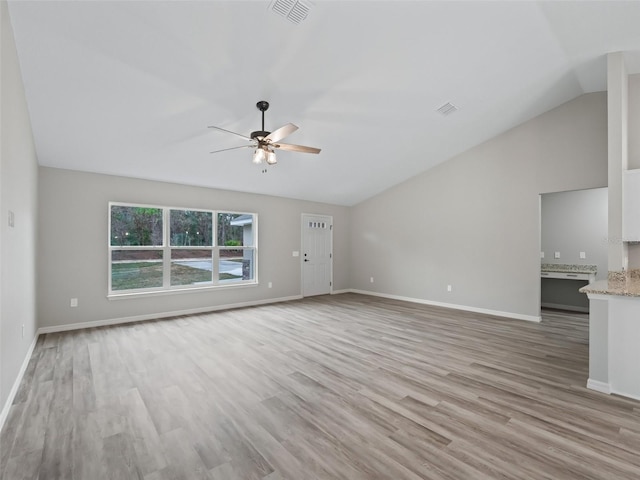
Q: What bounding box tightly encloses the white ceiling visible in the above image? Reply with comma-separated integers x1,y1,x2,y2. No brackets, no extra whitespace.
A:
8,1,640,206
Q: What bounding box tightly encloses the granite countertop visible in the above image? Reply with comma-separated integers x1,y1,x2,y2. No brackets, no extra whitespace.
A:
579,270,640,297
541,263,597,274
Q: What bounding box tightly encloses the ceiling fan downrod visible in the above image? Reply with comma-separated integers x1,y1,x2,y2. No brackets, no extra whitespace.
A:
252,101,270,140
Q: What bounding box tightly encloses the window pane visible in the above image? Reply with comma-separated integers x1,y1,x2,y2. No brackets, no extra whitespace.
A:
218,213,254,247
171,249,213,286
170,210,213,247
219,249,254,283
111,250,163,290
111,206,163,246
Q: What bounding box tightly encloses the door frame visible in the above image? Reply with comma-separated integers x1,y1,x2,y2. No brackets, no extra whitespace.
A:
301,213,334,297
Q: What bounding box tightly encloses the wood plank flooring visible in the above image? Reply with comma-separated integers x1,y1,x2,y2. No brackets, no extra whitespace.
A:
2,293,640,479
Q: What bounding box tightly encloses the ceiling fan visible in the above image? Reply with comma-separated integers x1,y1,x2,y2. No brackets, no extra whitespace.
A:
208,101,321,166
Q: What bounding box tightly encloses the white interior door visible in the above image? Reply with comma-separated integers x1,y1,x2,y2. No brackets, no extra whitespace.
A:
302,214,332,297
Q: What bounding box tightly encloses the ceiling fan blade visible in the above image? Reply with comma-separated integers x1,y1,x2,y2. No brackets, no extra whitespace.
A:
265,123,298,143
209,144,254,154
274,142,321,154
208,125,252,141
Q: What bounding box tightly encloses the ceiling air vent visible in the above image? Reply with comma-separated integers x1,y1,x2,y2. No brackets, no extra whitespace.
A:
270,0,312,24
436,102,458,116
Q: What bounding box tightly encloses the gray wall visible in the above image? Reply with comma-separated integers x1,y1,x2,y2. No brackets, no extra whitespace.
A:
349,93,607,319
1,1,39,411
37,168,350,328
541,187,608,311
541,187,608,278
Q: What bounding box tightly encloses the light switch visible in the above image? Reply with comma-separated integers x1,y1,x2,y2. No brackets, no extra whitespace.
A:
540,252,545,259
292,251,299,257
8,211,14,228
579,252,586,259
554,252,561,259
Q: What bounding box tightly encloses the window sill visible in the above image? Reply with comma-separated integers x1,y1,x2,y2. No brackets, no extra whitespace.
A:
107,281,258,300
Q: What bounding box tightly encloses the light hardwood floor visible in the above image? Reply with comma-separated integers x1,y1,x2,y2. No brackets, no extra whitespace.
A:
2,294,640,479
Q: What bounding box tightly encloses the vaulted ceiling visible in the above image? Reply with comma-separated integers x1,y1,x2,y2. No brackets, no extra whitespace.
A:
8,1,640,205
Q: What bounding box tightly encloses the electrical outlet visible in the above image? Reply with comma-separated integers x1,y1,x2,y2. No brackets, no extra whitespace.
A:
8,211,15,228
554,252,561,259
540,252,545,259
579,251,586,259
70,298,78,307
292,251,299,257
370,277,374,283
447,285,452,292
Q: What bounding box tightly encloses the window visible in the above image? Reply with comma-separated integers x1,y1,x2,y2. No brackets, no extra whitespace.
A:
170,209,213,287
218,213,255,284
109,203,257,295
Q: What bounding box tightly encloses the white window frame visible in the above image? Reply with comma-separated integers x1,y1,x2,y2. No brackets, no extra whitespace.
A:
108,202,258,297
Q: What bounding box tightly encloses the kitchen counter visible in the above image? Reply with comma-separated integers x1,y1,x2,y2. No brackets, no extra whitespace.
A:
579,269,640,298
541,263,597,283
541,263,597,274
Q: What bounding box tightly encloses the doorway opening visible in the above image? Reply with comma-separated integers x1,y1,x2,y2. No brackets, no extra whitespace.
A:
539,187,607,316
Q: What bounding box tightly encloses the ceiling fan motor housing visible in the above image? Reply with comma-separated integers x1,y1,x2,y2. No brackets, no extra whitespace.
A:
250,130,271,141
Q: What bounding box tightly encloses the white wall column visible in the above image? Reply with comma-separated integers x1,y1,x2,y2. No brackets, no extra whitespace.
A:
607,52,629,272
586,295,609,393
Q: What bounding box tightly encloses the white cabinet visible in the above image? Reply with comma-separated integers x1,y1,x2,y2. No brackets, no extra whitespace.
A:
623,169,640,242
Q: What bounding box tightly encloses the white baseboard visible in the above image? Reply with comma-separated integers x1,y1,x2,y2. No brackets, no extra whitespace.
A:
331,289,350,295
586,378,611,394
0,333,39,433
610,388,640,402
348,289,541,323
38,295,303,334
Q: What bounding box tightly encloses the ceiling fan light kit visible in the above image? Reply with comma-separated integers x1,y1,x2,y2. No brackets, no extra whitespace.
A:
253,148,266,165
209,100,320,168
